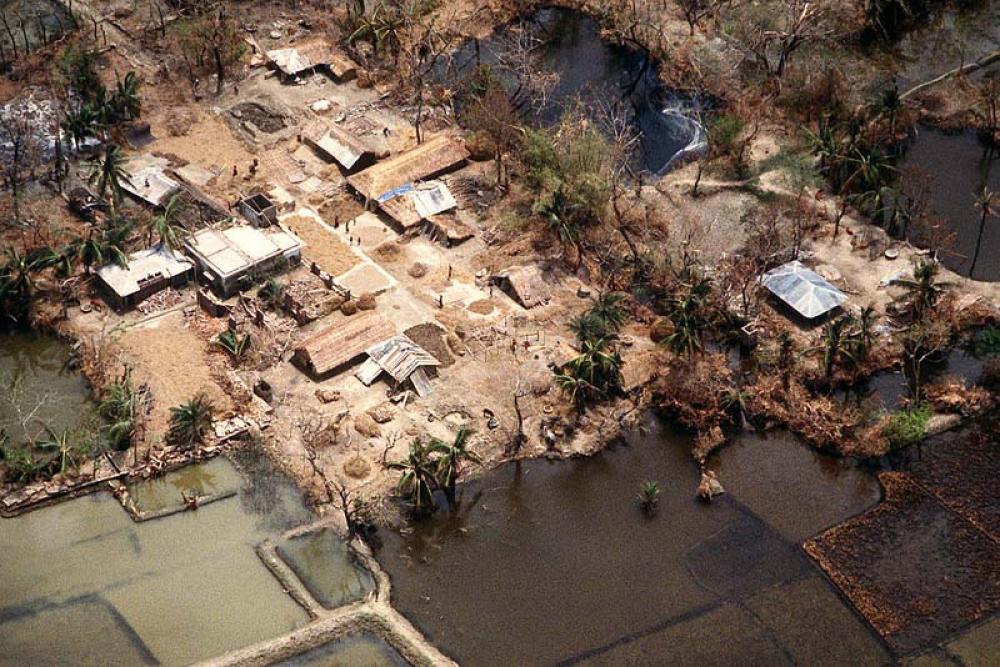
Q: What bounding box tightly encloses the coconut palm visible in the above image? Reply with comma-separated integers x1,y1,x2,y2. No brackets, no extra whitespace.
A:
387,438,439,516
893,260,950,320
62,104,100,151
430,427,480,507
969,186,996,279
569,293,627,345
66,226,129,275
556,335,623,408
90,144,131,209
113,71,141,121
660,278,715,358
0,246,60,324
168,394,216,450
147,193,188,249
851,304,879,362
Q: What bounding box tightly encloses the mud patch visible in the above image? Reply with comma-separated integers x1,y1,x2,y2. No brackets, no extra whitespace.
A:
231,102,287,133
403,323,454,368
805,472,1000,655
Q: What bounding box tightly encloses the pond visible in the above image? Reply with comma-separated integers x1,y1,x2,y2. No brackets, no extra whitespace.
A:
373,416,888,666
0,453,366,666
277,633,409,667
0,330,94,443
445,7,703,175
898,125,1000,281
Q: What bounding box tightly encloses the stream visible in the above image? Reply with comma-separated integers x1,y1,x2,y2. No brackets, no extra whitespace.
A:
445,7,704,175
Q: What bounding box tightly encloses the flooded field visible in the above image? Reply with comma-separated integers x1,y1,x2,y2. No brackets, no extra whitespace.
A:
0,453,368,666
277,633,409,667
373,416,888,666
898,126,1000,282
0,330,94,442
446,7,702,174
276,527,375,609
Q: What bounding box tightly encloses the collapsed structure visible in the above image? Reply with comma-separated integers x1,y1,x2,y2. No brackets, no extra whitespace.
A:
302,120,378,173
356,335,441,397
265,37,357,82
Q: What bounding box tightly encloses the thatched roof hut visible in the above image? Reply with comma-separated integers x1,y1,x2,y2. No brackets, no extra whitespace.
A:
292,312,395,377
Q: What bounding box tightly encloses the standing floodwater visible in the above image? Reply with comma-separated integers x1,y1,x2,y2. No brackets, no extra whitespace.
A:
0,453,364,665
445,7,703,174
374,416,886,666
898,127,1000,282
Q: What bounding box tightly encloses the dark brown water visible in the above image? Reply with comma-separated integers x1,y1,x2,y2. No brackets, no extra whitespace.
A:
899,126,1000,281
446,7,703,175
373,417,887,666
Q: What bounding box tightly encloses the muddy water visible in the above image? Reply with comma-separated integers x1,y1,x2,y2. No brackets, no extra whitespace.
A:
278,633,409,667
899,126,1000,281
447,7,701,174
277,528,375,609
374,416,888,666
0,455,329,666
0,330,94,442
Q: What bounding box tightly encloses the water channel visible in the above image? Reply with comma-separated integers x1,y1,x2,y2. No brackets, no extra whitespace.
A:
445,7,703,175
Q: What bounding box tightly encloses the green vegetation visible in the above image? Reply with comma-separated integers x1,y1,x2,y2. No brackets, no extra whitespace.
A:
0,246,61,324
882,404,931,450
97,374,141,451
637,480,661,516
659,278,716,358
168,394,216,450
258,279,286,311
216,329,252,362
973,326,1000,358
387,438,439,516
430,427,480,507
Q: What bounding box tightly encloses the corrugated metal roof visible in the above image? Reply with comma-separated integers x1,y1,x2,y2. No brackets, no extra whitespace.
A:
121,165,179,207
360,334,440,384
302,120,373,171
761,260,847,319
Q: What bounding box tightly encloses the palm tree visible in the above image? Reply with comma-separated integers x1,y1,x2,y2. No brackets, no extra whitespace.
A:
569,293,627,345
969,186,996,278
778,330,795,391
387,438,439,516
430,427,480,507
36,425,89,476
637,480,661,516
66,227,129,275
90,144,131,209
62,104,99,151
893,260,949,320
851,304,879,362
98,378,138,451
168,394,216,450
661,278,714,358
875,83,902,135
555,335,623,409
811,315,856,381
0,246,60,323
147,193,188,249
217,329,252,361
113,71,141,121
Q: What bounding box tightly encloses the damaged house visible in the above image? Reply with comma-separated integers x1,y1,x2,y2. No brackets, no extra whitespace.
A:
266,37,357,82
355,334,441,397
184,223,303,297
302,120,378,173
96,245,194,311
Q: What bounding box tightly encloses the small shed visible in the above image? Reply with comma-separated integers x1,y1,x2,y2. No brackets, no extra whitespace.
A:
761,260,847,320
347,136,469,203
494,265,551,309
292,312,395,378
355,334,441,397
266,37,357,81
96,244,194,310
302,120,377,173
237,193,278,227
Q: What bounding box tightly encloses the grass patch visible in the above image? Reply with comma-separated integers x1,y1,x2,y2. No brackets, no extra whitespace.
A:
882,404,932,450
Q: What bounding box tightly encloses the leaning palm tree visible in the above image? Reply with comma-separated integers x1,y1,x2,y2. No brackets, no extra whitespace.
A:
387,438,439,516
969,186,996,278
168,394,216,450
810,315,856,381
67,227,129,275
98,377,139,451
147,193,188,249
90,144,131,210
430,427,480,507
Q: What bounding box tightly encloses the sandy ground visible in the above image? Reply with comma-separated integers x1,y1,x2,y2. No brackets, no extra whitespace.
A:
281,210,360,276
117,310,232,437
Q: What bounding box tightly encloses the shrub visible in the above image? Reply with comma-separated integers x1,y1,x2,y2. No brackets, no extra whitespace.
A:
882,404,932,450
